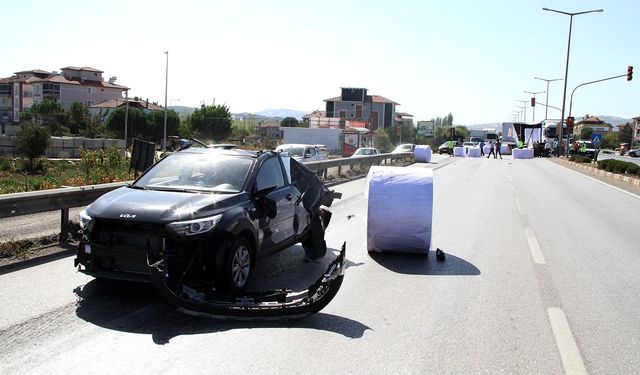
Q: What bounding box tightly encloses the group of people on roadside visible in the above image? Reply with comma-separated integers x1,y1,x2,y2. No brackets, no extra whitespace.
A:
447,139,502,159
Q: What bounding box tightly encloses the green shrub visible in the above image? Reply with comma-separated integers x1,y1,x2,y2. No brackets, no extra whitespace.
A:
0,157,14,172
597,159,611,170
625,163,640,176
612,160,628,174
15,123,50,171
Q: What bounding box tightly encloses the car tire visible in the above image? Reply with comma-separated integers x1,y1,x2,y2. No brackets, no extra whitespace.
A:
302,213,327,261
219,237,253,292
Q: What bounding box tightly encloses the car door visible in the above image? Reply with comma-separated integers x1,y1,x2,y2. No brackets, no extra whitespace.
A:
255,156,296,254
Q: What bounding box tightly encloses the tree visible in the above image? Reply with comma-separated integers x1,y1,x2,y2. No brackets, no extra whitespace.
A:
580,127,593,140
105,107,149,140
26,99,68,136
374,132,393,152
16,123,50,171
147,110,181,142
280,117,300,127
601,131,619,150
231,119,255,140
68,101,89,136
188,104,232,141
618,123,633,145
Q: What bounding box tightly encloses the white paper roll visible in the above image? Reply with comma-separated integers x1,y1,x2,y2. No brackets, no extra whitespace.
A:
413,145,432,163
512,148,534,159
366,166,433,254
483,145,492,154
500,145,510,155
453,147,465,157
467,147,481,157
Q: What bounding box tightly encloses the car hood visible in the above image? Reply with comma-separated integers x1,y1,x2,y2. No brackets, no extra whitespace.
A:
86,186,245,222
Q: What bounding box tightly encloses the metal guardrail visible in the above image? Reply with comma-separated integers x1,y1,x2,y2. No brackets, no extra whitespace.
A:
0,152,412,239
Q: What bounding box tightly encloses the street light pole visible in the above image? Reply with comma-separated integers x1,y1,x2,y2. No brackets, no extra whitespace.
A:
524,90,545,122
163,51,169,152
124,89,129,151
542,7,604,156
534,77,562,121
516,100,527,122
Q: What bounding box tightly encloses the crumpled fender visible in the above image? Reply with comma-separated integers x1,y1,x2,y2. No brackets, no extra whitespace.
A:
149,242,346,321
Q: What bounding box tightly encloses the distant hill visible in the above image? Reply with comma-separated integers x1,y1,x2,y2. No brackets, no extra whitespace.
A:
594,115,632,127
256,109,309,119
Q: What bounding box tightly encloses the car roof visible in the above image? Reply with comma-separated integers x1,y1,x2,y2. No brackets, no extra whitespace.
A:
175,147,267,160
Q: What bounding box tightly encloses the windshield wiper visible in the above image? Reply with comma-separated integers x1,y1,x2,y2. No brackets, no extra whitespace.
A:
144,186,208,194
128,185,146,190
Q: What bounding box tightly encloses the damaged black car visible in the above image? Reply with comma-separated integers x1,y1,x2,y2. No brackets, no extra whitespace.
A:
75,148,343,319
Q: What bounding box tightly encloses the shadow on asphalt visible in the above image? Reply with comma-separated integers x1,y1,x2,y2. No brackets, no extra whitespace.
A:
368,250,480,276
73,245,370,344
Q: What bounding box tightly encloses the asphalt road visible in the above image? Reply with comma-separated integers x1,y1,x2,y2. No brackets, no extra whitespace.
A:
1,154,639,374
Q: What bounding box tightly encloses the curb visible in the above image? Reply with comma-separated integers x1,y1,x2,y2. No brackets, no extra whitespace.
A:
556,158,640,187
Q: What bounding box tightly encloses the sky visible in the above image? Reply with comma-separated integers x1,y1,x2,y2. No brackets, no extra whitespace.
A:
2,0,638,125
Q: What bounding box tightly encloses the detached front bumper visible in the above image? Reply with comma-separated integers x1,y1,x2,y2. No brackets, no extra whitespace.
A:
149,242,346,321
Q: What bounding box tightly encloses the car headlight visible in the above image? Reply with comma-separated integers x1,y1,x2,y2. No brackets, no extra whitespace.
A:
167,214,222,237
79,208,93,231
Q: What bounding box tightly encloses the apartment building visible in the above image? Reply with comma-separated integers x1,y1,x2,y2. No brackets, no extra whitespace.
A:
0,66,128,126
324,87,399,130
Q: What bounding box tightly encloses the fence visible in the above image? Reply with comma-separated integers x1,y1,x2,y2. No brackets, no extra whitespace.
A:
0,136,125,158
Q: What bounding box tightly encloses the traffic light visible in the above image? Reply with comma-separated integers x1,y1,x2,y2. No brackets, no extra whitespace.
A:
627,65,633,81
567,116,575,134
395,125,400,136
531,97,535,107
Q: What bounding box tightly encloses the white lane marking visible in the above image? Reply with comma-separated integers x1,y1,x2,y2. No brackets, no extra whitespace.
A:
515,198,524,215
510,183,516,193
508,175,513,182
547,307,588,375
549,161,640,200
524,227,545,264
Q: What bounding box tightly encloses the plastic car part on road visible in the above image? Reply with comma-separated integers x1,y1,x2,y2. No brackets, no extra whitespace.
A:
149,242,346,321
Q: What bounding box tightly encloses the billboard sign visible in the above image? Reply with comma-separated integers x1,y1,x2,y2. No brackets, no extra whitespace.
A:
417,120,434,136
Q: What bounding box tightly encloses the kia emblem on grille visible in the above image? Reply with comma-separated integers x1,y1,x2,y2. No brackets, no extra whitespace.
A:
120,214,136,219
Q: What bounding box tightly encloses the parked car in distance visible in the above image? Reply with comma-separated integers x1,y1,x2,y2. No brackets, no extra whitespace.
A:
391,143,416,154
351,147,381,157
75,148,340,292
438,141,451,154
275,144,328,162
575,140,597,159
627,149,639,157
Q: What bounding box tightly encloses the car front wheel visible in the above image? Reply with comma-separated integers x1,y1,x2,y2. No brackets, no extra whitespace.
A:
220,237,253,292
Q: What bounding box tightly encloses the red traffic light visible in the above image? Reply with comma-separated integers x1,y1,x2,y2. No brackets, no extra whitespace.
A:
395,125,400,135
628,65,633,81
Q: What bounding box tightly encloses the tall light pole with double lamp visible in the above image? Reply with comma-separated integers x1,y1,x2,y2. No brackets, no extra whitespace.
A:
542,7,604,156
534,77,562,121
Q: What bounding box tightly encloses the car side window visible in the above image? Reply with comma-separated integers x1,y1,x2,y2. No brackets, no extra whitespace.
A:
256,157,286,191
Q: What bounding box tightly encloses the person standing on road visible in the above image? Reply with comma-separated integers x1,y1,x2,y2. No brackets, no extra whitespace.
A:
480,140,485,156
495,139,503,159
448,140,454,157
487,141,495,158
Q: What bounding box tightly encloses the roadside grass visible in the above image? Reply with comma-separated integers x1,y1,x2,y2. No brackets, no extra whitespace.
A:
0,234,60,260
0,222,80,261
0,148,134,194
